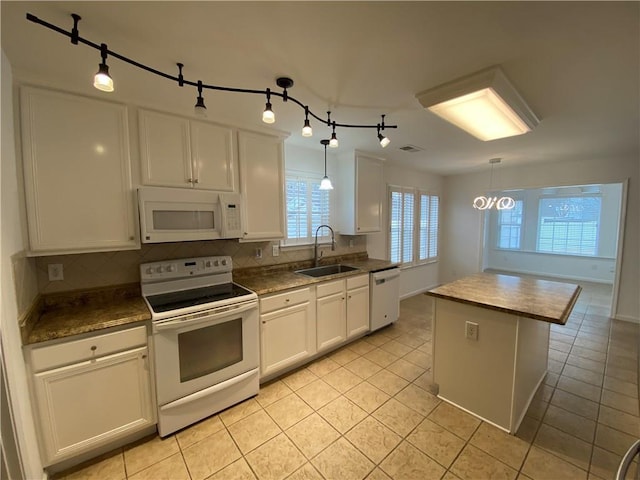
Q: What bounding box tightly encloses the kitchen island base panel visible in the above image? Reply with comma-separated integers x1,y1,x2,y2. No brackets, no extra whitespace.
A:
433,298,549,434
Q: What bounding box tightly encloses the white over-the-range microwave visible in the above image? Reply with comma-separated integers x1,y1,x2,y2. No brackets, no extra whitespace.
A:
138,186,243,243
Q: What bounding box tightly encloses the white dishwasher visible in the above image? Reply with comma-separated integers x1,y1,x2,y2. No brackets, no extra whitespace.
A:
370,267,400,331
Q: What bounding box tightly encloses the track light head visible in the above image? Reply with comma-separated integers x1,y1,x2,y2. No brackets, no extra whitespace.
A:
329,122,339,148
302,118,313,137
194,80,207,117
93,43,113,92
302,106,313,137
94,63,113,92
262,88,275,124
377,126,390,148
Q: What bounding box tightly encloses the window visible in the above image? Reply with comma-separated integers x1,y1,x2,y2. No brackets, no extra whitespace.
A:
390,187,439,265
496,199,523,249
537,196,601,255
419,193,439,260
284,174,330,245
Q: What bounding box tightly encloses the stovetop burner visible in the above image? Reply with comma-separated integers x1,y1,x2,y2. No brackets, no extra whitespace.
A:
140,255,257,320
146,283,254,313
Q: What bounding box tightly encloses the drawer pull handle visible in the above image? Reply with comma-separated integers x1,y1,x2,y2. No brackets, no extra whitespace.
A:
90,345,97,352
285,298,290,302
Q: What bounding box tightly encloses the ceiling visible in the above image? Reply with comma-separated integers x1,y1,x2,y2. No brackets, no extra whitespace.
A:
2,1,638,175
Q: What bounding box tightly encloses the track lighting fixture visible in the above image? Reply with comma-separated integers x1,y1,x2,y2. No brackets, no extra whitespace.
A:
329,122,339,148
27,12,398,146
93,43,113,92
302,107,313,137
262,88,275,124
319,139,333,190
377,115,390,147
194,80,207,117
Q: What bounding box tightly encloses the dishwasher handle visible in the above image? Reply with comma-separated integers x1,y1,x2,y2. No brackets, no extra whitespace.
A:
371,268,400,285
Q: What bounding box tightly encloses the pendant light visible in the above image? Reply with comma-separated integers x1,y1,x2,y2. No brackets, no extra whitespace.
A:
473,158,515,210
319,139,333,190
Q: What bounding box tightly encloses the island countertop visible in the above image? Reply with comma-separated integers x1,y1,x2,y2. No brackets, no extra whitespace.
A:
426,272,581,325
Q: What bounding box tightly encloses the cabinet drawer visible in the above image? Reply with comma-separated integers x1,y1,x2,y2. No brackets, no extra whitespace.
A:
29,325,147,373
316,279,345,298
347,274,369,290
260,288,310,314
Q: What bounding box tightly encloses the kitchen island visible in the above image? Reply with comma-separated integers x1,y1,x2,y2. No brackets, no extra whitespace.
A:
426,273,581,433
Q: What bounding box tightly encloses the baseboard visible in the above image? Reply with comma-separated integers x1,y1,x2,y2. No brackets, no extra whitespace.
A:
614,314,640,324
484,267,613,285
400,284,439,300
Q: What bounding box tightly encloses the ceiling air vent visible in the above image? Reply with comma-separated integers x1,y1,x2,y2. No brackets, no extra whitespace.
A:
399,144,424,153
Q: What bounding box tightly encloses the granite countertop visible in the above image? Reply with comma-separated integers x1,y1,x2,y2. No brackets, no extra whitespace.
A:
426,272,581,325
234,257,399,296
23,256,398,345
23,284,151,345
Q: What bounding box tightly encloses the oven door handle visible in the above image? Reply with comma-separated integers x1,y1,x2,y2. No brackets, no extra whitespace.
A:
153,300,257,332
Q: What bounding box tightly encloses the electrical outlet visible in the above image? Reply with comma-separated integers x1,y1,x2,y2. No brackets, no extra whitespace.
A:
48,264,64,281
255,248,262,259
349,239,354,248
272,244,279,257
465,321,479,341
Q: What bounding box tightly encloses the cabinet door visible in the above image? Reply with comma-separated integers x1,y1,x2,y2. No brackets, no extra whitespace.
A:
317,292,346,352
190,120,237,191
238,131,285,240
138,109,193,188
347,285,370,338
20,87,138,254
355,155,383,233
33,347,155,465
260,302,314,377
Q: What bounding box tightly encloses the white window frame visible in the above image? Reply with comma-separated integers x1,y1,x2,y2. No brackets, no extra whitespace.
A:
496,199,524,250
389,185,439,266
283,172,331,247
536,195,601,256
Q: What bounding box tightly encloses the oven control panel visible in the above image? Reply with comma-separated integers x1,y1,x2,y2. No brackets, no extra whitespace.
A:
140,256,233,281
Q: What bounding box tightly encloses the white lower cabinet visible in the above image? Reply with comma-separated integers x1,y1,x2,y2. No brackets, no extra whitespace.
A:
260,288,315,377
346,275,370,338
317,274,370,353
27,325,155,466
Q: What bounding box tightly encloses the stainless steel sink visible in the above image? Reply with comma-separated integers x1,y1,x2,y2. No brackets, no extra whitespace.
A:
295,264,360,277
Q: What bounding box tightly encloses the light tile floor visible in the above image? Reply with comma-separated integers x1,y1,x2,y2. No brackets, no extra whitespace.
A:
56,281,639,480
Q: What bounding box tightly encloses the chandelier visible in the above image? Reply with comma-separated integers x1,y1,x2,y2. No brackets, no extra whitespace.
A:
473,158,515,211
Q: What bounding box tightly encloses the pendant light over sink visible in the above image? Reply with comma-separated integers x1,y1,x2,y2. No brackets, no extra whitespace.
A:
319,139,333,191
26,12,397,147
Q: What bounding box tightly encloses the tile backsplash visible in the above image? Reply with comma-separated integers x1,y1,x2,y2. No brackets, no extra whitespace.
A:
11,251,39,319
35,236,367,294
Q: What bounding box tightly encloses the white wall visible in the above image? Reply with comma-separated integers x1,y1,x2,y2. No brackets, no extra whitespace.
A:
441,156,639,322
484,182,621,283
0,51,44,479
368,162,444,298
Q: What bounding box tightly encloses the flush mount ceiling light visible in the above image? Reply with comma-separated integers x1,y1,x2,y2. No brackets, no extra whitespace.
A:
319,139,333,190
27,13,397,147
416,66,539,141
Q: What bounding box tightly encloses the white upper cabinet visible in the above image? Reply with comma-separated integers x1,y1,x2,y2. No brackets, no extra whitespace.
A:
337,152,384,234
138,109,237,191
238,130,285,240
20,87,138,255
